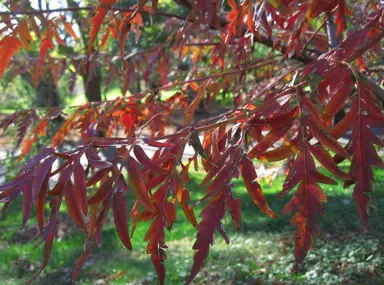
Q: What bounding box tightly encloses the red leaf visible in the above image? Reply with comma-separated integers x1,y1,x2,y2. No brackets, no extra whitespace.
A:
130,201,140,237
146,173,168,191
86,148,113,169
133,145,166,173
226,195,241,230
86,168,110,187
184,85,205,125
142,138,174,148
112,191,132,250
345,84,384,229
73,162,88,215
21,177,34,229
64,22,79,40
88,178,113,205
32,156,57,203
308,144,350,180
29,196,62,282
257,140,299,162
307,116,349,158
0,36,22,79
29,225,55,282
280,145,328,263
65,182,87,232
144,215,167,285
200,145,236,187
88,0,115,54
39,36,54,71
127,157,156,213
35,169,51,232
119,12,132,61
239,156,276,218
248,121,293,159
163,202,176,229
248,106,300,126
186,193,226,284
176,184,197,227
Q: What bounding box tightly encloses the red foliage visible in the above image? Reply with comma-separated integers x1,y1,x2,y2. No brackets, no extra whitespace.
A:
0,1,383,284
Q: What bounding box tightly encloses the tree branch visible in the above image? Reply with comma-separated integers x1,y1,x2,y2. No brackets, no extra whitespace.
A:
0,6,188,21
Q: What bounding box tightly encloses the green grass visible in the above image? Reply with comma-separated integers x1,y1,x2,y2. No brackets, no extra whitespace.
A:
1,169,384,285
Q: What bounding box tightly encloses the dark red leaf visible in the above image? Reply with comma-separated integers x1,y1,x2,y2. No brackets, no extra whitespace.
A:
112,191,132,250
32,156,56,203
73,162,88,215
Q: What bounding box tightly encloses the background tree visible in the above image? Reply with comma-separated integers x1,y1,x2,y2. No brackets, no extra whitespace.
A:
0,0,383,284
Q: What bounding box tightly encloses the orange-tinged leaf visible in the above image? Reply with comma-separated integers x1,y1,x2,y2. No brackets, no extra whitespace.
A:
29,15,41,39
99,27,111,48
257,140,299,162
88,204,99,238
39,36,54,71
307,116,349,158
20,139,33,161
249,106,300,126
227,195,241,230
35,119,49,136
184,86,205,126
65,182,87,232
88,0,115,54
0,36,22,79
279,145,329,264
164,202,176,229
64,22,79,40
176,185,197,227
53,28,65,46
119,12,132,61
246,0,255,32
239,156,276,218
306,0,337,20
248,121,293,159
17,19,33,49
127,157,157,213
308,144,350,180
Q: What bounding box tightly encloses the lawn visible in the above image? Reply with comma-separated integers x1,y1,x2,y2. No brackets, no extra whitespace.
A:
0,168,384,285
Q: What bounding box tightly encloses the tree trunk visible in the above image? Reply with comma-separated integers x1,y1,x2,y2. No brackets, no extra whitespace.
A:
20,72,60,108
82,65,102,102
35,79,60,108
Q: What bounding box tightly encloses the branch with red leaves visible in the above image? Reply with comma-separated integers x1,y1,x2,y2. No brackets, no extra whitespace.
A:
0,1,384,284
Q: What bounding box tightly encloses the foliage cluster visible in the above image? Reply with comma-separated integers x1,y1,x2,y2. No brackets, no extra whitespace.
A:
0,0,383,284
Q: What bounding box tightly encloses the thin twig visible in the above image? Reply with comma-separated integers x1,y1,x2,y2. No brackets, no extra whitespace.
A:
301,18,327,53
